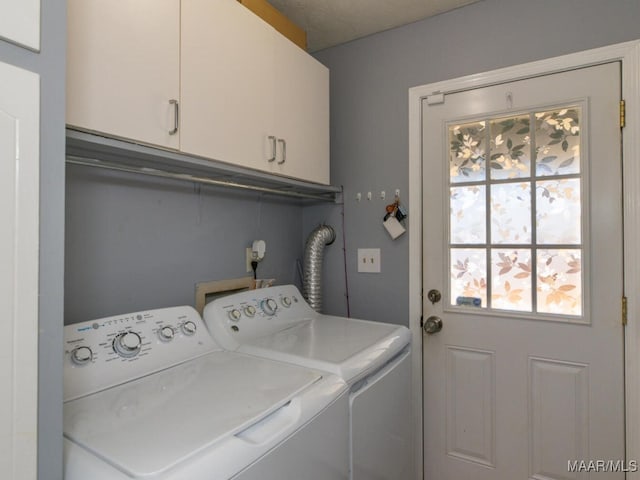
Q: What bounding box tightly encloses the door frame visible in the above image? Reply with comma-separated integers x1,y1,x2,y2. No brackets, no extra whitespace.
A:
408,39,640,479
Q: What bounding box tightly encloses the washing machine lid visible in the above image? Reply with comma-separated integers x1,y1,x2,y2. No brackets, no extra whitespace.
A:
63,351,322,478
239,315,411,383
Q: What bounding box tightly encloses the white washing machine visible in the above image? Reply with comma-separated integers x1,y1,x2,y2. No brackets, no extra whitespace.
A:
203,285,413,480
63,306,350,480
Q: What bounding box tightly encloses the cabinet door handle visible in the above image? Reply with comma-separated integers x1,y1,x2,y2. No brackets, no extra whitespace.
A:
277,139,286,164
169,99,179,135
268,136,276,162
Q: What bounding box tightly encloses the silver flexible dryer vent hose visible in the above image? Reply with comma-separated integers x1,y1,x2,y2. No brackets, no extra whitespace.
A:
303,225,336,312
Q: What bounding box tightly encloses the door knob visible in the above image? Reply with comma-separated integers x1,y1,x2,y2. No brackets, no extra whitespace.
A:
423,316,443,335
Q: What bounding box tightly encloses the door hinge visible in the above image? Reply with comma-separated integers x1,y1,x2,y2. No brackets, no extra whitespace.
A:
622,296,628,326
620,100,626,129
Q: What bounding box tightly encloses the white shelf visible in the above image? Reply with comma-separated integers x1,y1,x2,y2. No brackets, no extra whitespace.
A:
66,129,341,203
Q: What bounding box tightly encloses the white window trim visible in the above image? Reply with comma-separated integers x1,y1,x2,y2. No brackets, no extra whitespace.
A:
409,39,640,479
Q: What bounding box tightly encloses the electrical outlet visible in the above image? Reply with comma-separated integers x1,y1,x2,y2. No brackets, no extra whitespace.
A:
357,248,381,273
246,247,253,273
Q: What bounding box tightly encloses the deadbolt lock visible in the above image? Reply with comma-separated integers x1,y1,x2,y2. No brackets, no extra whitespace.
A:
427,289,442,305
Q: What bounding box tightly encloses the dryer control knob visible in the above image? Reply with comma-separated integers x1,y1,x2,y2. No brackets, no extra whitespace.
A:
243,305,257,317
182,321,197,336
113,332,142,358
159,326,175,342
281,296,292,308
260,298,278,316
228,309,242,322
71,346,93,366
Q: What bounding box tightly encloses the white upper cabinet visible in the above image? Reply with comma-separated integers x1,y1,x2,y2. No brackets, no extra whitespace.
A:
67,0,330,185
180,0,276,173
67,0,181,149
0,0,40,50
271,32,329,184
181,0,329,184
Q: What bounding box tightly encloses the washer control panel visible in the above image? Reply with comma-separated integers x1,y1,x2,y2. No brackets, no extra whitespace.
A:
203,285,317,351
64,306,217,401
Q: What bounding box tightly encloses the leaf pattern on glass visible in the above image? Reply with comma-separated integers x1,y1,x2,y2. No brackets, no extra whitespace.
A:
536,178,581,244
490,183,531,244
535,107,580,176
451,186,486,244
491,249,532,311
447,104,584,318
489,115,531,179
450,249,487,307
449,121,486,183
537,249,582,316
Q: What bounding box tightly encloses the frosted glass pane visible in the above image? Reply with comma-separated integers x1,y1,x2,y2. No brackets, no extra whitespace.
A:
490,183,531,244
537,250,582,316
491,249,532,312
451,186,486,244
489,115,531,179
449,121,486,183
535,107,580,176
536,179,581,244
451,249,487,308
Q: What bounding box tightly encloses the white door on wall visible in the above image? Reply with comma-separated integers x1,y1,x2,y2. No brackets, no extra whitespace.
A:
0,0,40,50
422,62,624,479
0,61,40,478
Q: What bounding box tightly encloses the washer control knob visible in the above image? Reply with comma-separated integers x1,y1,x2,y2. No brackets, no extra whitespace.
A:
228,309,242,322
281,296,292,308
159,326,175,342
71,346,93,366
243,305,257,317
260,298,278,316
113,332,142,358
181,321,197,336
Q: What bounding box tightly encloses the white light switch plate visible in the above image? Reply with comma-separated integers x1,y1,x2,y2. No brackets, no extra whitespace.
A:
357,248,381,273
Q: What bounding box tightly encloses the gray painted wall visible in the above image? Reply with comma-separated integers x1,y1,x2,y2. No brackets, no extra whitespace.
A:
65,167,305,323
0,1,66,478
309,0,640,327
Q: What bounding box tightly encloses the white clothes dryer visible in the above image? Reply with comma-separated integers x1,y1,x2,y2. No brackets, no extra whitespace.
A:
203,285,413,480
63,306,349,480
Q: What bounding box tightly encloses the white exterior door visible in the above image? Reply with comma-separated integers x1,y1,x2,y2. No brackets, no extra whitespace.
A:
422,62,624,479
0,61,40,479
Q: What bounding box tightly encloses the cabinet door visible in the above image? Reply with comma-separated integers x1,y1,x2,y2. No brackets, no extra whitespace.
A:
273,35,330,184
0,60,39,480
181,0,275,171
0,0,40,50
67,0,180,149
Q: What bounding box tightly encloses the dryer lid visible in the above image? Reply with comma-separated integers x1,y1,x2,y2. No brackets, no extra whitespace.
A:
64,351,322,478
241,315,411,383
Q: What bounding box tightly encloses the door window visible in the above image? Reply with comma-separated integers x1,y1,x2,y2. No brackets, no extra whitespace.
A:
449,106,584,318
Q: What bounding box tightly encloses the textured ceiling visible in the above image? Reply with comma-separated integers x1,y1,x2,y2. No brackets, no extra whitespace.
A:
268,0,480,52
